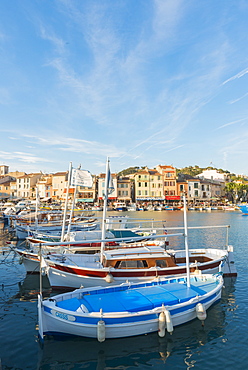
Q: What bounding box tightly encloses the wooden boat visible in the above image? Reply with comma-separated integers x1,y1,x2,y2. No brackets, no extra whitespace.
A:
38,273,224,342
13,237,166,275
44,242,233,290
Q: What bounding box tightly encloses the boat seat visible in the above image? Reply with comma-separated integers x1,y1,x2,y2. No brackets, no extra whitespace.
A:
82,292,127,313
56,297,82,311
191,282,218,294
135,286,179,307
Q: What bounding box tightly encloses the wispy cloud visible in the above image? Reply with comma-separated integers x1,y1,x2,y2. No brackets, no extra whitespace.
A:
228,92,248,104
0,151,50,163
22,134,123,157
222,67,248,85
216,118,247,130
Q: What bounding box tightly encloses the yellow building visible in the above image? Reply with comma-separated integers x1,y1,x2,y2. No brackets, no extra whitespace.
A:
134,167,164,202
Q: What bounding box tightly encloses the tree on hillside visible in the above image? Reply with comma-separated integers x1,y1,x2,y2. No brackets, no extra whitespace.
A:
224,182,248,203
176,165,202,177
176,165,230,177
118,167,141,176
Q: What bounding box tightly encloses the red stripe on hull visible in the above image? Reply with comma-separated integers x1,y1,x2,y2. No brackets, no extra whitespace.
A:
49,260,222,279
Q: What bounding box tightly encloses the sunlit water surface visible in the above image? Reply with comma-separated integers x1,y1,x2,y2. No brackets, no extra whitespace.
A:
0,210,247,369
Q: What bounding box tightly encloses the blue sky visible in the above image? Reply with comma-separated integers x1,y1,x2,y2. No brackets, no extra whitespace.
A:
0,0,248,176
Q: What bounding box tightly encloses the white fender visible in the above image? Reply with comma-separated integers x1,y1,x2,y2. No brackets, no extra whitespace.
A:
158,311,166,337
164,309,173,334
97,320,106,342
196,303,207,324
105,273,114,283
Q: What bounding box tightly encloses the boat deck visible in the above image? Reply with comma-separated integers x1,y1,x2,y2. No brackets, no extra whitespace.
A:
56,279,219,314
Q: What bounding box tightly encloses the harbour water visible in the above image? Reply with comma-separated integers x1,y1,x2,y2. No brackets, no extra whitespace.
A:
0,210,247,369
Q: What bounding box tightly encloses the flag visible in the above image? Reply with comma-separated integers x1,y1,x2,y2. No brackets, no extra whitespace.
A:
71,169,93,187
104,166,115,196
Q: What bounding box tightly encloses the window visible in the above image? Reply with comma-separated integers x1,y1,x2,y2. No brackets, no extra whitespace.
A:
145,182,147,187
194,190,198,196
115,260,148,268
138,182,141,187
194,183,198,189
180,185,184,191
156,260,167,268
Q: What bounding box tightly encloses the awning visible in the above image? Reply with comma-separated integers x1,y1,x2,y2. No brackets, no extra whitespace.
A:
41,197,51,201
76,199,94,203
63,188,75,194
136,198,165,201
165,196,181,200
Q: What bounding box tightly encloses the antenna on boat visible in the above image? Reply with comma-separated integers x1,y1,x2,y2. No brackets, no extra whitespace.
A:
183,193,191,287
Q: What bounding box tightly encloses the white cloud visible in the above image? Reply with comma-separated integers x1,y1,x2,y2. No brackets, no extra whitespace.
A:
0,151,51,163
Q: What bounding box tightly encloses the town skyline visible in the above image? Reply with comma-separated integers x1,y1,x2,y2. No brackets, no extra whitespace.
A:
1,161,247,179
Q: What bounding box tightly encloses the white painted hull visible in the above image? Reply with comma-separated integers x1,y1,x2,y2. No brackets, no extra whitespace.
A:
47,263,221,290
39,275,223,340
46,247,229,289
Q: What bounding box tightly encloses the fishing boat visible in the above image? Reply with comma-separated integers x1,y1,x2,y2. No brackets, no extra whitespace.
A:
13,236,166,275
237,204,248,215
44,240,233,290
38,272,224,342
113,202,127,211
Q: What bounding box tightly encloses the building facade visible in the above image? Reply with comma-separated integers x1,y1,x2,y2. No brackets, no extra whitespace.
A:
97,173,118,203
0,165,9,177
134,168,164,202
16,173,43,199
51,172,68,200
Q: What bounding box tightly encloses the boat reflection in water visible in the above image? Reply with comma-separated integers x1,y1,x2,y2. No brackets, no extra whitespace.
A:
14,274,51,301
37,277,236,370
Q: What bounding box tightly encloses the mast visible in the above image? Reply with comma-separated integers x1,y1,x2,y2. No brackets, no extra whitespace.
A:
100,157,110,264
35,186,39,229
66,176,78,238
61,162,72,242
183,194,191,287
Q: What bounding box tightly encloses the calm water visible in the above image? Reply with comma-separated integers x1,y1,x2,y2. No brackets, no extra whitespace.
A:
0,210,247,369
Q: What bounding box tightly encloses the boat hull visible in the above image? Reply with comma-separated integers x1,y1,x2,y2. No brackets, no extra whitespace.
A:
46,248,227,290
39,275,223,340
